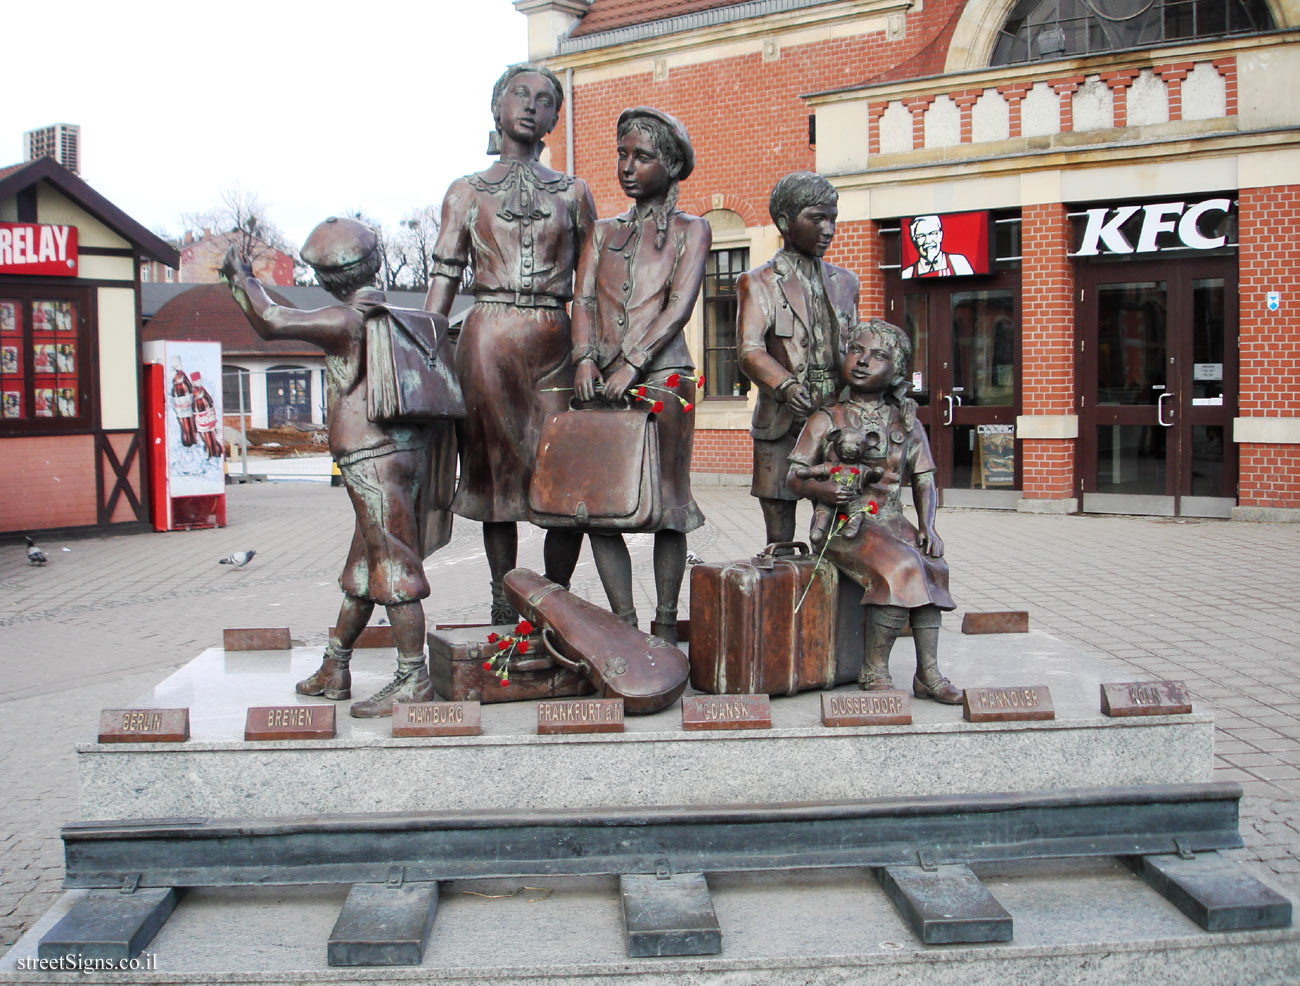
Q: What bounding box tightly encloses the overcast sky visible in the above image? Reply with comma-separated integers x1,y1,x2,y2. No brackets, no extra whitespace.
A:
4,1,529,248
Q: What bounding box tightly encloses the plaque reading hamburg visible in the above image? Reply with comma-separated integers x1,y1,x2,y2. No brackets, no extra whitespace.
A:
392,701,482,737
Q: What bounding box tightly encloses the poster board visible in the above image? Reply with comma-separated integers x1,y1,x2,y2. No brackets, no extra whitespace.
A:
975,424,1015,488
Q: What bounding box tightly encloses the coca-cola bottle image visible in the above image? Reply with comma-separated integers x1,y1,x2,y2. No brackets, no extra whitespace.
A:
191,372,222,458
171,358,197,447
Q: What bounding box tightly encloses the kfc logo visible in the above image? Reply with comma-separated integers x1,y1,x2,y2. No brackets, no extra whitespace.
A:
900,211,989,279
1074,198,1232,256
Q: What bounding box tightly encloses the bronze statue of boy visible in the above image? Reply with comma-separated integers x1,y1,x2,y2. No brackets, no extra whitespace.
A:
222,218,457,717
738,171,860,546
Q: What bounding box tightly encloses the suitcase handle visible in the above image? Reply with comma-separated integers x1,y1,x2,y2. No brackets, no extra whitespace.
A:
540,625,585,674
758,541,809,558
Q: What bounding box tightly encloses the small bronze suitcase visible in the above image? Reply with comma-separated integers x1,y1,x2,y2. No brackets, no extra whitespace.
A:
426,624,595,704
688,543,865,696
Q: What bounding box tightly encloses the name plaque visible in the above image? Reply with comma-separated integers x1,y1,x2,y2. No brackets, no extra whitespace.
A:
963,685,1054,723
98,708,190,743
224,627,292,651
392,701,482,737
961,611,1029,634
681,694,772,731
1101,680,1192,717
244,705,336,741
821,691,911,726
536,698,624,735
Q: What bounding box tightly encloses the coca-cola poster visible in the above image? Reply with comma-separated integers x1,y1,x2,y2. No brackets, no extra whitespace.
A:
159,341,224,496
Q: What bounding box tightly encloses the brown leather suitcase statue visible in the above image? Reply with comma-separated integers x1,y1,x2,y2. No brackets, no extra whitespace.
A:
503,569,689,714
427,624,595,704
688,542,865,696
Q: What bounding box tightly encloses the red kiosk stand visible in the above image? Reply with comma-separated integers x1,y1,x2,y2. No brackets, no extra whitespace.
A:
143,340,226,531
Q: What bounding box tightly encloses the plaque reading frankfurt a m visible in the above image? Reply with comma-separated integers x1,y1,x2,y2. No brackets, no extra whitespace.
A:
1101,680,1192,717
244,705,336,740
537,698,625,735
821,691,912,726
98,708,190,743
681,694,772,731
962,685,1054,722
392,701,482,737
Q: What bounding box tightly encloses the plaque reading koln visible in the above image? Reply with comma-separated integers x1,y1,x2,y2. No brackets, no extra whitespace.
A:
1101,680,1192,717
393,701,482,737
537,698,625,735
244,705,336,741
963,685,1054,722
821,691,912,726
98,708,190,743
681,694,772,730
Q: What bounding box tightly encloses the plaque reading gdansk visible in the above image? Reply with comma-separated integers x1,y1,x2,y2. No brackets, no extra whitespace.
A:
681,694,772,730
962,685,1054,723
244,705,336,740
392,701,482,737
98,708,190,743
821,691,911,726
536,698,624,735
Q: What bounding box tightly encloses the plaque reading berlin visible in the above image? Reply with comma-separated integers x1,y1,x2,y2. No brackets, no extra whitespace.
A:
536,698,625,735
681,694,772,730
244,705,336,741
962,685,1054,722
1100,680,1192,717
392,701,482,737
98,708,190,743
821,691,912,726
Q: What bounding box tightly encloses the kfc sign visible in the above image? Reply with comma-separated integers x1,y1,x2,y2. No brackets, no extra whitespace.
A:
0,222,78,276
1073,198,1232,257
900,211,990,279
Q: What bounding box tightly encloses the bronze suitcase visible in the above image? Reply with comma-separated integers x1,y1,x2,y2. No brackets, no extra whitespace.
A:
688,543,865,696
427,624,595,704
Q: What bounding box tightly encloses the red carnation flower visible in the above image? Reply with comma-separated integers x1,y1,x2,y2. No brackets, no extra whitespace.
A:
849,467,860,475
665,373,681,387
517,640,530,654
481,661,493,671
867,501,879,514
837,513,849,523
497,639,510,651
651,400,664,413
697,375,706,387
635,386,647,397
500,678,509,687
682,402,694,412
515,619,533,636
829,465,842,474
486,633,499,644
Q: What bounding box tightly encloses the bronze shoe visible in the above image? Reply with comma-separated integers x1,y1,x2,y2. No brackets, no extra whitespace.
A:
296,656,351,700
913,673,963,705
857,668,894,691
349,666,434,718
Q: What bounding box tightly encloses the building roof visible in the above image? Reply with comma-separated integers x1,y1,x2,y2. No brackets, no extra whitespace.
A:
570,0,743,36
141,283,477,358
0,158,179,267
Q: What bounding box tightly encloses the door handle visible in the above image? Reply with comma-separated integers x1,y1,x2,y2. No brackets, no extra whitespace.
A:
1157,391,1174,427
942,394,954,426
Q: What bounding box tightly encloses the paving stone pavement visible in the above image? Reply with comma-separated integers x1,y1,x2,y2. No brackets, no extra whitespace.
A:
1,480,1297,949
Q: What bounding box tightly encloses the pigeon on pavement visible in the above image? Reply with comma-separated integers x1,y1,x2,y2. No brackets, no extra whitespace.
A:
219,549,257,567
686,551,705,566
25,537,47,566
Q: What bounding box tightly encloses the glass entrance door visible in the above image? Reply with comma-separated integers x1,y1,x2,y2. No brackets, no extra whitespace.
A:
897,284,1020,506
1077,259,1236,516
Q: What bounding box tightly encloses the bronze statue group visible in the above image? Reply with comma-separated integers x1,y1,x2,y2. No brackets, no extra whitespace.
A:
223,62,960,718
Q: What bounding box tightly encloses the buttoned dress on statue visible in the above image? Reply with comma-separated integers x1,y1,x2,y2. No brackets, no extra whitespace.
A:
570,205,710,533
737,249,859,501
790,398,955,611
432,160,596,522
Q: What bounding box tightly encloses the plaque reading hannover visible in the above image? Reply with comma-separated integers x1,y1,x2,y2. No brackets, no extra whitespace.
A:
962,685,1054,722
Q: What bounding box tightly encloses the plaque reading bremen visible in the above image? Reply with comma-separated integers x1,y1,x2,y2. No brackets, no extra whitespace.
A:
821,691,912,726
392,701,482,737
681,694,772,730
98,708,190,743
537,699,625,735
244,705,336,741
1101,680,1192,717
963,685,1054,722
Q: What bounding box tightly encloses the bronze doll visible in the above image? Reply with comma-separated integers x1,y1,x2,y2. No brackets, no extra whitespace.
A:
737,171,859,545
570,106,710,640
786,319,962,704
423,64,596,623
223,218,457,717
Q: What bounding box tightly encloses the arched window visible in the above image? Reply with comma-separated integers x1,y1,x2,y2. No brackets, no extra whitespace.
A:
991,0,1275,65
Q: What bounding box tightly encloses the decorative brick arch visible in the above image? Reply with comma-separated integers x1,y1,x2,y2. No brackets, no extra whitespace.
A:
944,0,1296,72
681,193,762,228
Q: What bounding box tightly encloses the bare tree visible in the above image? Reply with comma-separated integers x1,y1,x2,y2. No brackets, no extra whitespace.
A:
392,205,440,292
182,185,293,266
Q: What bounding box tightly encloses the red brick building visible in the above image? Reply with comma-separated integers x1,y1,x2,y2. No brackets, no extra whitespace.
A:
517,0,1300,519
